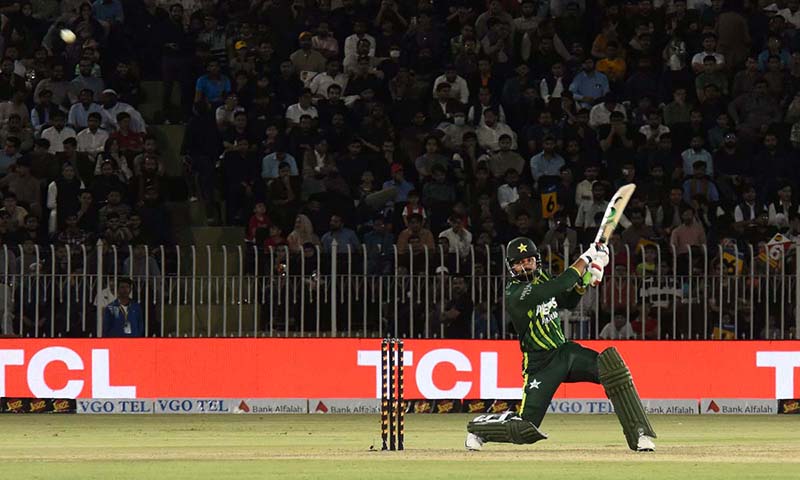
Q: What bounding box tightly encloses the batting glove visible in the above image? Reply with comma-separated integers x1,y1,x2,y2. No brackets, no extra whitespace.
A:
588,261,604,287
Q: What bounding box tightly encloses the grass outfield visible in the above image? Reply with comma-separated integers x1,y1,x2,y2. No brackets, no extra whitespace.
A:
0,414,798,479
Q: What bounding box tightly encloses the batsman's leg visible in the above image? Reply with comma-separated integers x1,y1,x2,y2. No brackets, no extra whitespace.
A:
466,412,547,450
466,352,567,450
597,347,657,451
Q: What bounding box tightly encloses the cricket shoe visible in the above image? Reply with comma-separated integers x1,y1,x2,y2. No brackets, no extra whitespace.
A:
465,432,485,451
636,435,656,452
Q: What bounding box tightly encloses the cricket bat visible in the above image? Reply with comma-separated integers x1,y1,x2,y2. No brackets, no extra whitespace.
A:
594,183,636,246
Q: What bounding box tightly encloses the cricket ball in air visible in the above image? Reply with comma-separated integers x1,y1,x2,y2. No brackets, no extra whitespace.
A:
60,29,77,44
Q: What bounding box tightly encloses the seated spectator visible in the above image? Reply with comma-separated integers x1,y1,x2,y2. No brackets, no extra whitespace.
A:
0,89,31,129
397,213,435,256
0,193,27,232
488,134,524,178
691,33,725,73
621,208,656,251
476,108,516,152
321,214,360,254
309,59,348,99
695,55,729,101
246,202,271,244
382,163,415,206
98,189,132,229
194,59,231,108
109,112,145,158
107,61,141,107
438,215,472,258
123,243,161,278
263,224,286,250
76,112,108,154
589,94,627,129
46,163,85,234
56,212,92,247
541,210,577,253
569,57,610,108
69,59,105,105
768,184,798,229
41,111,76,154
497,169,521,211
285,89,318,127
291,31,327,82
33,64,69,110
262,148,299,180
67,88,102,132
95,137,133,183
286,214,320,253
30,89,59,133
670,206,706,255
682,161,720,205
0,158,41,217
680,135,713,178
733,185,765,228
434,64,470,105
215,93,244,130
100,89,146,133
0,114,33,152
599,313,637,340
415,136,449,179
530,136,565,189
401,190,427,227
575,181,608,241
0,136,22,175
131,136,164,176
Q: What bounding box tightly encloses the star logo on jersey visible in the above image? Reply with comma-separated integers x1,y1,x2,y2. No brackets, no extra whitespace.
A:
517,243,528,253
529,379,541,390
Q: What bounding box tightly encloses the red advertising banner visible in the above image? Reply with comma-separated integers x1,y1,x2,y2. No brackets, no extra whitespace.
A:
0,339,799,400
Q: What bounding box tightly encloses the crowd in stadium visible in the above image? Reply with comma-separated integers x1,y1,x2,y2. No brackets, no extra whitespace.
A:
1,0,800,278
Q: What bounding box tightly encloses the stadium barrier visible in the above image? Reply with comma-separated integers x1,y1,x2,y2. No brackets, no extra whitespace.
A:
1,339,798,401
0,242,798,340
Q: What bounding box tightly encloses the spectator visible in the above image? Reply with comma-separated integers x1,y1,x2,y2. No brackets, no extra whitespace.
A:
41,111,76,154
681,135,713,178
123,244,162,278
286,214,320,253
46,163,85,234
321,214,360,254
599,313,637,339
621,208,656,251
0,158,40,217
285,89,318,127
195,59,231,108
382,163,414,205
434,65,470,105
76,112,108,154
0,137,22,174
30,89,59,133
488,134,524,178
100,89,146,133
439,274,473,338
682,161,720,205
438,215,472,258
691,33,725,73
102,277,144,337
728,80,781,141
530,136,565,187
476,108,516,152
768,184,798,229
0,89,31,130
569,57,610,109
670,207,707,255
69,59,105,105
589,94,627,129
733,186,765,228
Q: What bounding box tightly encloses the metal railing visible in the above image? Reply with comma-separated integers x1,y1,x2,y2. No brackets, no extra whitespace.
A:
0,242,798,340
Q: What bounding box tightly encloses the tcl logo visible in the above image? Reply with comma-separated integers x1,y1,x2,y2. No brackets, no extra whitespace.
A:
358,348,520,399
0,347,135,398
757,351,800,399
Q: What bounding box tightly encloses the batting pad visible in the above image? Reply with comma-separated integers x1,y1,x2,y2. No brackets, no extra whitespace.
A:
597,347,657,450
467,412,548,444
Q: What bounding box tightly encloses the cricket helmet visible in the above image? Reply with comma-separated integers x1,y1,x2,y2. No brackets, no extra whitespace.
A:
505,237,541,281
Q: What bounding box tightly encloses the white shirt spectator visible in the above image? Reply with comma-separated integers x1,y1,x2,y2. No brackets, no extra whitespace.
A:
438,227,473,257
574,179,595,211
67,102,103,130
343,33,376,59
690,51,724,69
41,126,77,153
575,200,606,229
599,319,637,339
588,102,627,129
476,122,517,152
497,184,520,209
285,103,319,125
768,202,799,228
215,105,245,127
433,74,470,104
309,72,349,99
76,127,109,154
101,102,146,133
540,77,566,103
639,124,670,142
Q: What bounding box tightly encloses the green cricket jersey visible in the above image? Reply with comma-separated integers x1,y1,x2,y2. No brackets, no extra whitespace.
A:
505,267,586,370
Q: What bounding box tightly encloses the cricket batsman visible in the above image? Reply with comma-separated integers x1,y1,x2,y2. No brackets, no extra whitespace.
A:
465,237,657,452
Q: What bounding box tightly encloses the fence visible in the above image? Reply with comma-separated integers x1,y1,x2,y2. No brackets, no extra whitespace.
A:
0,242,798,340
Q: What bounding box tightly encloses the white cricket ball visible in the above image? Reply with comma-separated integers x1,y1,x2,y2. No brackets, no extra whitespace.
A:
60,29,76,44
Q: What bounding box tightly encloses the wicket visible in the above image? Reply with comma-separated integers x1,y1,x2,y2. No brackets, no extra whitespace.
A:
381,338,404,451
